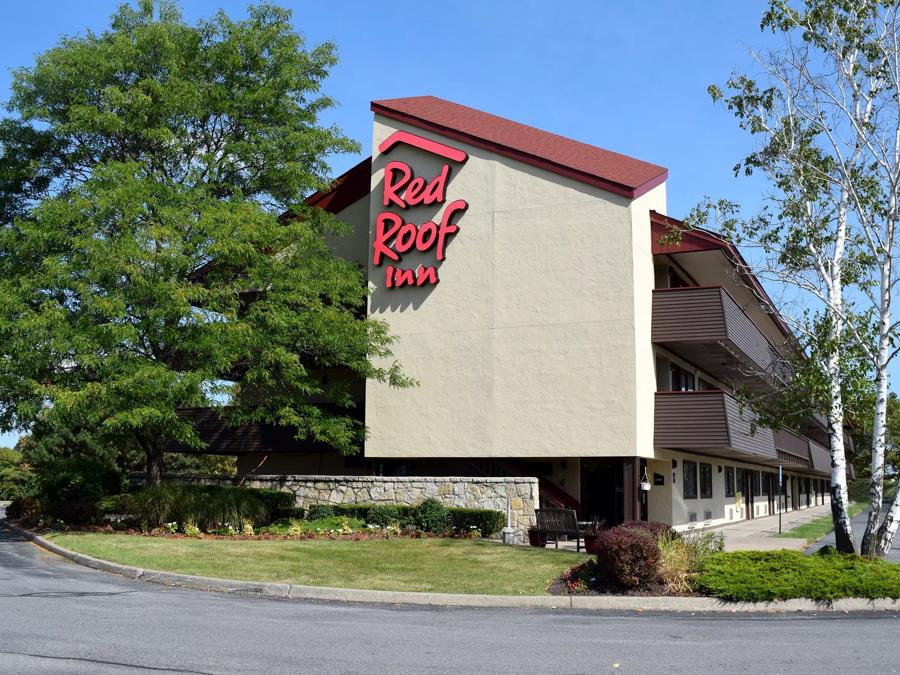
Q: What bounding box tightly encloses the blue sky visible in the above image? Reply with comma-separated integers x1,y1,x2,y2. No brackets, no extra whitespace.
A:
0,1,783,447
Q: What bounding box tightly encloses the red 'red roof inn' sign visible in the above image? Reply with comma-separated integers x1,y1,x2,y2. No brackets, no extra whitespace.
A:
372,131,469,289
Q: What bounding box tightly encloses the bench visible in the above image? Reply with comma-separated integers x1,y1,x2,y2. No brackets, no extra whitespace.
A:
534,508,583,551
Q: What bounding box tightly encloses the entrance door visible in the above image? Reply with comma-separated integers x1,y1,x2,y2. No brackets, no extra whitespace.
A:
767,474,776,515
740,470,754,520
580,458,624,525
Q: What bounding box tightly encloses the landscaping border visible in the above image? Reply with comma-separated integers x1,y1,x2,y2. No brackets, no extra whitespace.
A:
5,518,900,613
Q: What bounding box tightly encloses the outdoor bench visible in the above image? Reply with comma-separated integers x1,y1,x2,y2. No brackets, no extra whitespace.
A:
534,508,584,552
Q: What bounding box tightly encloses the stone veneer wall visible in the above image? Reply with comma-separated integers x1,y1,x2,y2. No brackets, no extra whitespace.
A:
239,475,539,544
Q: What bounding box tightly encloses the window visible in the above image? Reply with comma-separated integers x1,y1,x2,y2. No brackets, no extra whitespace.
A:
699,463,713,499
725,466,735,497
762,474,770,497
668,267,692,288
670,363,696,392
683,460,698,499
752,471,761,497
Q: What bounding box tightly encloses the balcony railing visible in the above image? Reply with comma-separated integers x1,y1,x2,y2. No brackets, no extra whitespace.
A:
655,391,828,474
652,286,788,392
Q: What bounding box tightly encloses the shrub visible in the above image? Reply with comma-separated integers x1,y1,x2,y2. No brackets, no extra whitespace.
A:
96,493,139,516
366,504,400,528
254,489,295,516
619,520,676,539
656,530,691,594
271,506,306,521
595,523,661,588
6,495,42,522
306,504,335,520
259,515,365,536
132,485,267,532
133,485,184,527
682,529,725,569
448,508,505,537
413,498,450,533
0,449,38,501
330,504,370,520
694,549,900,601
36,457,125,524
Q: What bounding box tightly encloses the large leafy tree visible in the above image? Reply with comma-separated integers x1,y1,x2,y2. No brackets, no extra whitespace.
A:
0,1,409,483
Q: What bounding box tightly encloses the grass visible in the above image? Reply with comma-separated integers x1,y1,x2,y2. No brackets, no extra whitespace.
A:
49,533,589,595
695,549,900,601
774,502,867,543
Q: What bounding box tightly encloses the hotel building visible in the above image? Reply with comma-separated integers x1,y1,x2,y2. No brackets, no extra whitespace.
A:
211,96,834,530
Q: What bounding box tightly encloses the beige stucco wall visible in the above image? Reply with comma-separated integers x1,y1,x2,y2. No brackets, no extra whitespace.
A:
326,196,370,267
629,185,666,458
364,115,665,460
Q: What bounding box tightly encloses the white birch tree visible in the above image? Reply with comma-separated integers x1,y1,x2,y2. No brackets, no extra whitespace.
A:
695,0,900,556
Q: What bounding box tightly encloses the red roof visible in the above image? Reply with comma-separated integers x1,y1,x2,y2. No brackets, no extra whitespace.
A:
371,96,668,199
305,157,371,214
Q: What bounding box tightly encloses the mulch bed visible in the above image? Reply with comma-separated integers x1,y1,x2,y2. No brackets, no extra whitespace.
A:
546,561,688,597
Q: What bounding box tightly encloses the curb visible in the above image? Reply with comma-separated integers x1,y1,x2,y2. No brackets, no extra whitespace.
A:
5,518,900,613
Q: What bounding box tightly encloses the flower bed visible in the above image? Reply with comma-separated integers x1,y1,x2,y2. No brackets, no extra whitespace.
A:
547,522,725,597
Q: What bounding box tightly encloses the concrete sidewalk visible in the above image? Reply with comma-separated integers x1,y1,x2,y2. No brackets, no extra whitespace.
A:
717,504,831,551
545,504,832,552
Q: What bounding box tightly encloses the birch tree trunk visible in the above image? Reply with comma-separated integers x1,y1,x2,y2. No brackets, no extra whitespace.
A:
827,202,855,553
861,247,893,556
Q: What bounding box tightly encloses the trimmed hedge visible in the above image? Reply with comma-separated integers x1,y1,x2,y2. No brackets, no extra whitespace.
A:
254,489,295,515
366,504,401,528
303,502,505,536
448,508,505,537
271,506,306,521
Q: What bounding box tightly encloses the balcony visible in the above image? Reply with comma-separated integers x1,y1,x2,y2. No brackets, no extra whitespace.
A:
652,286,787,392
775,429,812,468
655,391,777,461
655,391,830,474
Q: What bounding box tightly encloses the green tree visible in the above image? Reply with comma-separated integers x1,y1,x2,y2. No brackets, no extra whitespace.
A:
850,392,900,484
0,1,410,484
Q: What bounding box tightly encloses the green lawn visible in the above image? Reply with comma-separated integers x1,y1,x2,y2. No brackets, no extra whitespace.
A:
49,534,588,595
696,549,900,601
774,503,867,543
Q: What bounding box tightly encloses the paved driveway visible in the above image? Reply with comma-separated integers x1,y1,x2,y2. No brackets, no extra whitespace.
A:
807,508,900,561
2,515,900,674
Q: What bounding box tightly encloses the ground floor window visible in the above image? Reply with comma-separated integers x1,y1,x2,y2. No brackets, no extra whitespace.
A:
725,466,735,497
699,462,713,498
752,471,761,497
683,460,698,499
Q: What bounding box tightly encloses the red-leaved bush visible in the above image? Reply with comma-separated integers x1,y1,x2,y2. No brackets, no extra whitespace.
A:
618,520,677,539
595,523,662,588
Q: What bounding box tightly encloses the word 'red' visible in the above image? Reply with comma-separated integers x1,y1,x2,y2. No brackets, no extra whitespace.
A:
372,131,468,289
